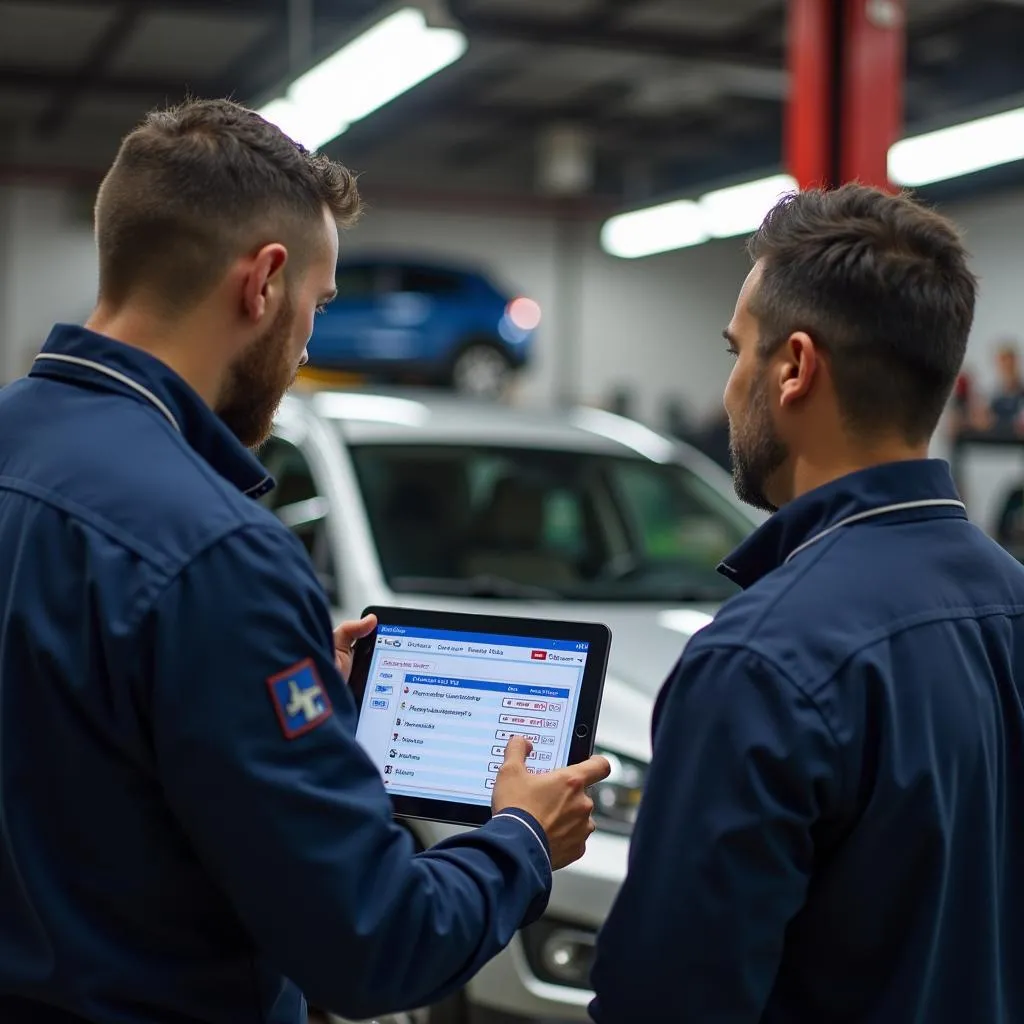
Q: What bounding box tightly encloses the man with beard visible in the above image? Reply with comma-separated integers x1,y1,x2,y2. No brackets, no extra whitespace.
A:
591,184,1023,1024
0,98,610,1024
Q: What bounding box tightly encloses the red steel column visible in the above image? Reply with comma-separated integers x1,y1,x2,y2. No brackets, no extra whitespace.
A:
786,0,839,189
840,0,906,188
786,0,906,191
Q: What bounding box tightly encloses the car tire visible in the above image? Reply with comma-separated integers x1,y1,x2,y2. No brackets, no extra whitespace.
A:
449,342,513,399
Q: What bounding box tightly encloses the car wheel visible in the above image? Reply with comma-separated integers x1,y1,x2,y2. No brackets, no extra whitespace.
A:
450,344,512,399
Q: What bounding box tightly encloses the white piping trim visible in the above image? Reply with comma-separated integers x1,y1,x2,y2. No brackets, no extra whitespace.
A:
243,475,274,497
492,812,552,871
783,498,967,565
34,353,181,433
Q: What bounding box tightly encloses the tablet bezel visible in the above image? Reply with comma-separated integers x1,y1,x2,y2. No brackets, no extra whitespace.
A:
348,604,611,827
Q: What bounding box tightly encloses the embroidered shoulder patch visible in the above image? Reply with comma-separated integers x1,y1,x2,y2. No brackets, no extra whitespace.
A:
266,659,333,739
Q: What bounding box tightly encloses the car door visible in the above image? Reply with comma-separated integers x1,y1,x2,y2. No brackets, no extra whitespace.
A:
386,263,468,363
256,434,342,608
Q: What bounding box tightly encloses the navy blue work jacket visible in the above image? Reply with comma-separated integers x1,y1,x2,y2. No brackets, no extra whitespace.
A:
591,458,1024,1023
0,325,552,1024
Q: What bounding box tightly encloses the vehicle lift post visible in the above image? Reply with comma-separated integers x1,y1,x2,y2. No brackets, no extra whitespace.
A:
786,0,907,191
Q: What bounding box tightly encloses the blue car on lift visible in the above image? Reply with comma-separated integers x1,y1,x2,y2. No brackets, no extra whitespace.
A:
305,256,541,398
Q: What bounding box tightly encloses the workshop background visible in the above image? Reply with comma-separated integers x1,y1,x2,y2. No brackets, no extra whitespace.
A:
2,1,1024,1022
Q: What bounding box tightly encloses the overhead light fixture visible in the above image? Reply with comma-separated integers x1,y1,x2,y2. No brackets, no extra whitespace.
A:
600,198,709,259
888,106,1024,187
604,102,1024,260
698,173,798,238
258,6,467,152
600,173,797,259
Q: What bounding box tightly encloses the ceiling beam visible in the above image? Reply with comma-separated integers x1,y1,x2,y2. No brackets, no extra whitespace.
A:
35,4,142,137
448,5,782,69
0,66,217,101
322,58,520,159
63,0,386,22
56,0,304,13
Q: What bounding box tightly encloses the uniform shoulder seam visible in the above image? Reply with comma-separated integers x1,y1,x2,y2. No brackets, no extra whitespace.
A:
825,601,1024,690
729,528,849,640
0,474,172,570
124,520,297,634
683,638,847,800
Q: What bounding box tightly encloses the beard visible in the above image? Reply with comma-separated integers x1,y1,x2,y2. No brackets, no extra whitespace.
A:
216,292,298,449
729,372,788,514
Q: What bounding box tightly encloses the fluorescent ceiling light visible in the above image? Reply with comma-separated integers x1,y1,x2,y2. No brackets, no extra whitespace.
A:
888,106,1024,187
698,173,798,238
600,198,709,259
605,102,1024,260
258,7,467,152
601,173,797,259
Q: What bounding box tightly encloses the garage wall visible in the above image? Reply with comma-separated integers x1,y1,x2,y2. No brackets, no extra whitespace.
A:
0,193,10,382
0,182,752,426
0,185,98,382
936,188,1024,531
953,188,1024,389
1,179,1023,435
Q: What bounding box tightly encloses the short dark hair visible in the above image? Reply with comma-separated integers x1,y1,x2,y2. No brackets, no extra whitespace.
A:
94,97,362,313
747,183,977,443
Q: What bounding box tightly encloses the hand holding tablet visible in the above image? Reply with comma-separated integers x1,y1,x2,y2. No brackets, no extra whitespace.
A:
492,733,611,868
348,606,613,842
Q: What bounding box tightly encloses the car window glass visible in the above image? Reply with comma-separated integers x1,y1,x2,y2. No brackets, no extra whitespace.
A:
257,436,340,604
347,441,750,601
398,266,463,296
334,265,377,299
608,460,747,567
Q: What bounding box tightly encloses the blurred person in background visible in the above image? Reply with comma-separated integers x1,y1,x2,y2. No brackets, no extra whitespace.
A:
0,97,609,1024
591,184,1022,1024
981,339,1024,433
684,407,732,473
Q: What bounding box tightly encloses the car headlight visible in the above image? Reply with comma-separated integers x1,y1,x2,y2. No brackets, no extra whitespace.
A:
590,746,647,835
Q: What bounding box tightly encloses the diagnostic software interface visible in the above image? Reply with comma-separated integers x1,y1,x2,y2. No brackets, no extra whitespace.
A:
355,624,589,807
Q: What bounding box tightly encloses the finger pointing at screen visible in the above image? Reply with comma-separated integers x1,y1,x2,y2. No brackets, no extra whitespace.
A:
494,736,611,870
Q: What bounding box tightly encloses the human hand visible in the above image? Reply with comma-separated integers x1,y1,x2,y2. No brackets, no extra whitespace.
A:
492,735,611,869
333,614,377,680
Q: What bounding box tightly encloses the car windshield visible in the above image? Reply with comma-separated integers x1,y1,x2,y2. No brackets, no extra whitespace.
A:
347,443,752,602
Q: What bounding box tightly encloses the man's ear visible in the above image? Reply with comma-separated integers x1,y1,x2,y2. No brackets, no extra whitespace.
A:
241,243,289,324
777,332,818,408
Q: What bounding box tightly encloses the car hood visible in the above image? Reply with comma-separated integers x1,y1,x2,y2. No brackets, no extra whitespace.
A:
366,596,720,763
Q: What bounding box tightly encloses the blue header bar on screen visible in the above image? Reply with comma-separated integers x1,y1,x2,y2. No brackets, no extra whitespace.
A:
405,674,571,698
377,624,589,652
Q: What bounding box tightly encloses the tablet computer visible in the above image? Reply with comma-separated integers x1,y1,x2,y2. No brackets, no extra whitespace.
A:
349,605,611,827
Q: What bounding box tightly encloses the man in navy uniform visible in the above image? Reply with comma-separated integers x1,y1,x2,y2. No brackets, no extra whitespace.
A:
591,184,1022,1022
0,98,609,1023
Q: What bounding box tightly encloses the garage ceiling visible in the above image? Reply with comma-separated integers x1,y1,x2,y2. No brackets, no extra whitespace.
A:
1,0,1024,208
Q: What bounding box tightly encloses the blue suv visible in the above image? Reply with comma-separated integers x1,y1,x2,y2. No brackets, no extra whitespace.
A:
305,256,541,397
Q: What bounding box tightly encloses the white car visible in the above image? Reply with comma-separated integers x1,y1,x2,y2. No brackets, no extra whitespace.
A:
261,388,758,1024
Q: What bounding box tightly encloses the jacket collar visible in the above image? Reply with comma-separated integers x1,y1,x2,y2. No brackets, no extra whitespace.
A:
718,459,967,590
30,324,274,499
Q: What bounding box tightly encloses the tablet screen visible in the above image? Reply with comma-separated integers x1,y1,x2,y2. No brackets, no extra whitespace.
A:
354,623,590,807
